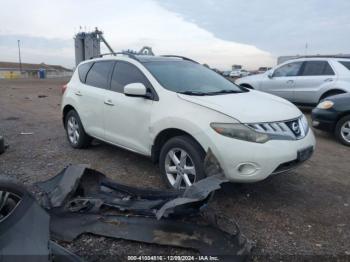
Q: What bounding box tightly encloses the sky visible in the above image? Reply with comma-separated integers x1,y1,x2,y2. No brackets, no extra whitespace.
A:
0,0,349,70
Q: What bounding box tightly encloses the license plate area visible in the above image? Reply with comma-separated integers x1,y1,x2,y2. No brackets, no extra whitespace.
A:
297,146,314,162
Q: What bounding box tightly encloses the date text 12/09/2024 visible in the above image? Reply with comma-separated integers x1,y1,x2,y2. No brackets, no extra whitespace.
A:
127,256,220,261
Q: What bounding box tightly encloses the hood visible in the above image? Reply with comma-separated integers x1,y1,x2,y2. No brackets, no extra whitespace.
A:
325,92,350,102
235,73,265,84
178,90,301,123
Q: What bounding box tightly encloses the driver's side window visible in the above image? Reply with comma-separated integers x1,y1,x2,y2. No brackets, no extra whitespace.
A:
273,62,303,77
111,61,152,93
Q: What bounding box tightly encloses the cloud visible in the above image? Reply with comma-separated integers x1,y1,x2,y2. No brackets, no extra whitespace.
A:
156,0,350,56
0,0,274,69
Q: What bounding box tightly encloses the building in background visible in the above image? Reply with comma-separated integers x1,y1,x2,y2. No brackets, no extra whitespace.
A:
232,64,242,70
0,62,72,79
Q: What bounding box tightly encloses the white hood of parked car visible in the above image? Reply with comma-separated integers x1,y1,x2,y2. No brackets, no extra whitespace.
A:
235,73,264,85
178,90,301,123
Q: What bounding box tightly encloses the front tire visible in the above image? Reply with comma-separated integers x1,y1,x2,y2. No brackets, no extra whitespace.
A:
65,110,91,148
335,115,350,146
159,136,206,189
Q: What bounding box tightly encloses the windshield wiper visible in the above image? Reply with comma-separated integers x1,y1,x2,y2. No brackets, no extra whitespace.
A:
205,90,242,95
178,91,207,96
178,90,242,96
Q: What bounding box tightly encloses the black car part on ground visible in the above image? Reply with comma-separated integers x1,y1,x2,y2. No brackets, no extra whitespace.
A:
36,160,229,220
0,178,83,262
50,212,248,257
34,150,251,259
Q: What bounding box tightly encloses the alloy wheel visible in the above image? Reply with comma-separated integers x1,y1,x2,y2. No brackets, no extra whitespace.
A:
0,190,21,222
341,120,350,143
164,148,196,189
67,116,80,145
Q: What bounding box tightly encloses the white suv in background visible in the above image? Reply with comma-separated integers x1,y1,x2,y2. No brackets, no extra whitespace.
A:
62,54,315,189
236,57,350,105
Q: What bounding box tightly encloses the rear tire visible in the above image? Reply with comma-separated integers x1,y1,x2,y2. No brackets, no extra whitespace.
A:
159,136,206,189
65,110,91,148
335,115,350,146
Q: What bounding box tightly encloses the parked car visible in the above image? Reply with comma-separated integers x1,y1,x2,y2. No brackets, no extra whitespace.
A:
222,70,231,77
236,57,350,106
312,93,350,146
229,69,250,78
257,67,272,74
62,54,315,189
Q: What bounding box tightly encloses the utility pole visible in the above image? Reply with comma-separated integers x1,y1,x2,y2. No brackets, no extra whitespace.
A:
17,40,22,73
305,42,308,56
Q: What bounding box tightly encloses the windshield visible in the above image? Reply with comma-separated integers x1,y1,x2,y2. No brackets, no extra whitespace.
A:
143,60,246,95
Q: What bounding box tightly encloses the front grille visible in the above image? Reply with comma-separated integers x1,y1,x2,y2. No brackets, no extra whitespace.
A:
246,116,308,140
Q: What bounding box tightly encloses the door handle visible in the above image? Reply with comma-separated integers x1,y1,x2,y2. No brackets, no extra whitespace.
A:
74,90,83,96
286,80,294,84
104,99,114,106
324,78,334,82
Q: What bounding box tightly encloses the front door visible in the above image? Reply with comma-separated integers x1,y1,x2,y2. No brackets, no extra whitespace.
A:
260,61,303,101
103,61,154,155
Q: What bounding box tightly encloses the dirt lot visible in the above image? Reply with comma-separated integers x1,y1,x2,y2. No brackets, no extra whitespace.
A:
0,78,349,261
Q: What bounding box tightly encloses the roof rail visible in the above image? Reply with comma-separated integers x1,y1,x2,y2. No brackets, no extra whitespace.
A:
160,55,199,64
292,55,350,59
90,51,140,61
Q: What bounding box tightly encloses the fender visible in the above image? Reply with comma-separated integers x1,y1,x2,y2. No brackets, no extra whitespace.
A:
317,80,350,101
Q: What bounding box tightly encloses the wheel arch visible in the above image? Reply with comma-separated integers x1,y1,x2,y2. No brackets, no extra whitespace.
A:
319,88,346,101
151,128,205,163
239,83,254,89
62,104,76,128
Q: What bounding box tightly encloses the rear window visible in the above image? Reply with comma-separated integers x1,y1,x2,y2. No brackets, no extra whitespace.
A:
85,61,114,89
78,62,93,83
339,61,350,71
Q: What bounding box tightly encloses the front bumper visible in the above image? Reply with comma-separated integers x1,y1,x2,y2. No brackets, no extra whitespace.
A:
311,108,337,132
208,129,316,182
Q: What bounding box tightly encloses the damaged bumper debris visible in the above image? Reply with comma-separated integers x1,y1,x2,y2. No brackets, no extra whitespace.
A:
0,178,82,262
1,151,251,260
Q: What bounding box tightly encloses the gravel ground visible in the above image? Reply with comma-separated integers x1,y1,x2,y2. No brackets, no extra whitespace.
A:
0,78,349,261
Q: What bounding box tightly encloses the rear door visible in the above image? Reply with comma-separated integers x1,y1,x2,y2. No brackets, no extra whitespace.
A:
293,60,336,104
103,61,154,155
260,61,303,101
77,61,114,139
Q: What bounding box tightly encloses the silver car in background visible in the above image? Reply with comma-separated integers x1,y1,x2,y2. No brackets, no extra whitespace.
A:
236,57,350,105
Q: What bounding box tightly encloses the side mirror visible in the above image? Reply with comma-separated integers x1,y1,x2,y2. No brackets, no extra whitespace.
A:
124,83,147,97
267,71,274,78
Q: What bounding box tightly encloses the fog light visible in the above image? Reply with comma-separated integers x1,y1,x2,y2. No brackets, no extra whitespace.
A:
237,163,259,176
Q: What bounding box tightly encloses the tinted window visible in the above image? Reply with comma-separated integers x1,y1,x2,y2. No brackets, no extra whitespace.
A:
273,62,303,77
339,61,350,70
143,61,244,94
300,61,334,76
85,61,114,89
78,62,93,83
111,61,151,93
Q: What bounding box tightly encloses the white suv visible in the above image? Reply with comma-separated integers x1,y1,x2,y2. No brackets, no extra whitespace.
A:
236,57,350,105
62,54,316,189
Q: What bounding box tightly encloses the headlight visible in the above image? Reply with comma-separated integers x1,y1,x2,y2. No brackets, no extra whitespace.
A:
317,100,334,109
210,123,269,143
300,114,309,135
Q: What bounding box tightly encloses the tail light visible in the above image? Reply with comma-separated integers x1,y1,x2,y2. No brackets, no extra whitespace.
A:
62,84,68,94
